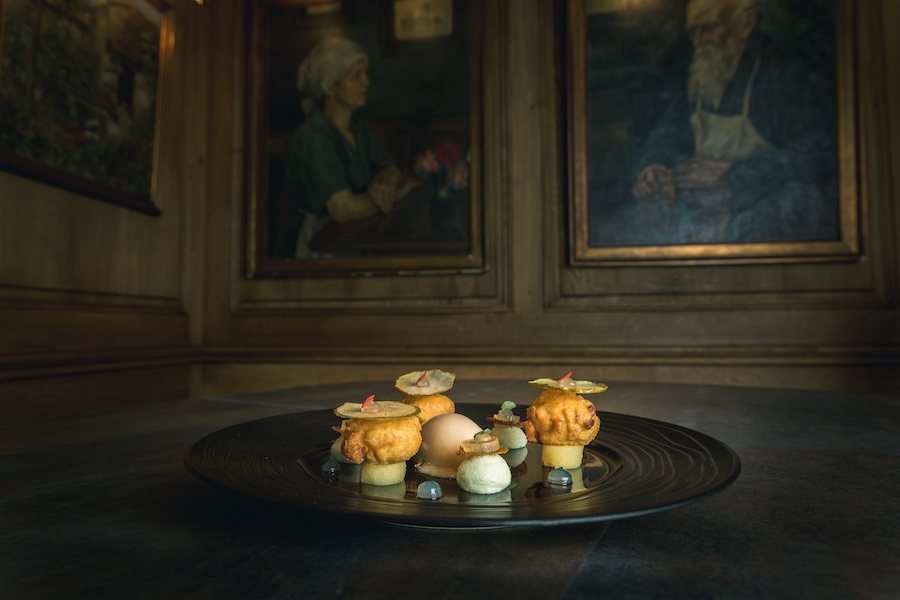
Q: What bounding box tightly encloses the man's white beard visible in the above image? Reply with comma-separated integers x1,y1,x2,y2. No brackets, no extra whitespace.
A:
688,36,746,109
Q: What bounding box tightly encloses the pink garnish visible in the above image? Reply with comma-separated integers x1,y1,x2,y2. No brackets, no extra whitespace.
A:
360,394,382,414
557,370,574,384
416,371,428,386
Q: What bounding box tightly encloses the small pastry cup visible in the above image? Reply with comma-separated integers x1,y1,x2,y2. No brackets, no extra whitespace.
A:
359,461,408,486
540,444,585,470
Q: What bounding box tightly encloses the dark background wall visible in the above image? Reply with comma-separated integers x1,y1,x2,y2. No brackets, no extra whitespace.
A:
0,0,897,421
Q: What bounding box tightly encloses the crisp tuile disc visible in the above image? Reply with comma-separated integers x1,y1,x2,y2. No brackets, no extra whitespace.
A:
395,369,456,396
527,378,608,394
333,401,420,420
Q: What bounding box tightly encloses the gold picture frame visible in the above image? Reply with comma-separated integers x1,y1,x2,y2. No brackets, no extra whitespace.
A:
566,0,859,266
244,0,483,277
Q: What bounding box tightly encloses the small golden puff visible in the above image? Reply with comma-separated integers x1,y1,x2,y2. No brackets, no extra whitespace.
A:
402,393,455,424
522,389,600,447
337,415,423,465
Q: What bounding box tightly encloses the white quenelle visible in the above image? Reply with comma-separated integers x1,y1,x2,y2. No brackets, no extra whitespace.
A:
456,430,511,495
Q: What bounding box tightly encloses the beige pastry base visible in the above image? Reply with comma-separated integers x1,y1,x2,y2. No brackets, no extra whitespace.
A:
540,444,585,469
359,461,408,486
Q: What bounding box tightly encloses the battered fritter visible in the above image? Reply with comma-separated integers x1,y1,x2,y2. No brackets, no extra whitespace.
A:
336,415,422,464
402,393,455,424
522,389,600,446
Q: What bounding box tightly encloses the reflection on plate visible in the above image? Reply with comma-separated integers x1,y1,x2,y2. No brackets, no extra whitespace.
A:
184,404,741,528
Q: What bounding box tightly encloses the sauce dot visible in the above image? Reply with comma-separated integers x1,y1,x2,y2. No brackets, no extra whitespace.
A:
416,481,443,500
321,457,341,475
547,467,572,487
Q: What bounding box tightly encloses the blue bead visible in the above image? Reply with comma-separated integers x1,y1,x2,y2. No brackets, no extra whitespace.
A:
547,467,572,486
416,480,443,500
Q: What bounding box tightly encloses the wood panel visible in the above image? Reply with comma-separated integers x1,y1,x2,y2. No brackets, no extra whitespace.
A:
0,0,205,418
200,345,900,397
0,172,183,299
0,364,198,422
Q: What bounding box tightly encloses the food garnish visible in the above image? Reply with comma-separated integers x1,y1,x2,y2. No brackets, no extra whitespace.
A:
528,371,608,394
395,369,456,396
459,430,507,456
488,400,520,426
557,371,574,384
334,398,420,420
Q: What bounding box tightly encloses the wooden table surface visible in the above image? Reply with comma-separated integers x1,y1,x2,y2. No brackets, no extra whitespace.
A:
1,380,898,599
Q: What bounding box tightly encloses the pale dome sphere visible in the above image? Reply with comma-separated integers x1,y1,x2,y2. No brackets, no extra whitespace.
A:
416,413,483,478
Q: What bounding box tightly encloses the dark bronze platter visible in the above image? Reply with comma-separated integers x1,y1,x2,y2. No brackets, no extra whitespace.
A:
184,404,741,528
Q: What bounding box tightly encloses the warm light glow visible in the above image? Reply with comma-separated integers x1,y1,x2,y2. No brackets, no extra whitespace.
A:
307,3,341,15
130,0,163,24
586,0,657,14
394,0,453,40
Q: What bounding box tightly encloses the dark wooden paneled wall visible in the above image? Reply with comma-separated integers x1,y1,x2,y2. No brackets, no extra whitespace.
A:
1,0,898,421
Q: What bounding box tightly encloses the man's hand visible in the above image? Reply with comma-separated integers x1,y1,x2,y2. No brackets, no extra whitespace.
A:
632,164,676,203
367,166,402,214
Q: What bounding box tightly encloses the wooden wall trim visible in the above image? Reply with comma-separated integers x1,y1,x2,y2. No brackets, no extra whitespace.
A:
0,346,202,381
199,349,900,398
11,341,892,384
0,285,184,312
0,364,198,422
0,345,900,380
205,343,900,368
861,0,900,303
1,341,895,422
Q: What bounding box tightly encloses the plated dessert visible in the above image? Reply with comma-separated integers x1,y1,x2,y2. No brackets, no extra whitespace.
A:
186,377,743,527
332,395,422,486
325,371,608,496
522,371,607,469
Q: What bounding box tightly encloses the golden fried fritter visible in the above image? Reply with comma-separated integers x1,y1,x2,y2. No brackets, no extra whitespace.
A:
522,389,600,446
338,415,422,464
402,393,455,424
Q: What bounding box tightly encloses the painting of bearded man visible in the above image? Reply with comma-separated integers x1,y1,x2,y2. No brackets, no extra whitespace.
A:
584,0,838,248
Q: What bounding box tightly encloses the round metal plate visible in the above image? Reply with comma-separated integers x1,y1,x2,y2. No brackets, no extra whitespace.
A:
184,405,741,528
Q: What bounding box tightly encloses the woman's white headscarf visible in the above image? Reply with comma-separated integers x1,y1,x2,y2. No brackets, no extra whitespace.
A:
297,37,367,115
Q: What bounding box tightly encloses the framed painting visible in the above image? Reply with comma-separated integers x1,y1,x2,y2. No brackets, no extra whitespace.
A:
245,0,483,277
567,0,860,265
0,0,172,216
